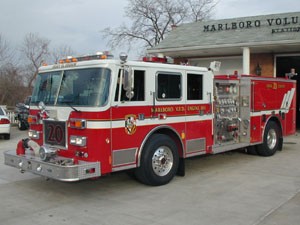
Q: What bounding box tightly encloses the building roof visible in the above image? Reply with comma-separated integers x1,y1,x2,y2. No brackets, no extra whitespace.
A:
148,11,300,58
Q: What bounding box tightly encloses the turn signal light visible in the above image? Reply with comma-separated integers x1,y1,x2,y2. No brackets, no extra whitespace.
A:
69,119,86,129
28,115,38,124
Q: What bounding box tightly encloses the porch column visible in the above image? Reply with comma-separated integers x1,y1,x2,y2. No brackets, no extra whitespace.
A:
242,47,250,75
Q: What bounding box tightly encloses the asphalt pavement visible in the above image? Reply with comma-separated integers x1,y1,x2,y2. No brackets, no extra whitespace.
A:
0,127,299,225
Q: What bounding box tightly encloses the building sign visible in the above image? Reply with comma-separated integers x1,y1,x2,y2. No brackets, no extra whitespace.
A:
203,16,300,34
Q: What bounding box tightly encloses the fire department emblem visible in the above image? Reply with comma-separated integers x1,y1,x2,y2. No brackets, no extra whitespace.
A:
125,114,137,135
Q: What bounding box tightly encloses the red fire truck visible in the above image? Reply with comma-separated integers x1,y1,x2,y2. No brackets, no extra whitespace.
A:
4,52,296,186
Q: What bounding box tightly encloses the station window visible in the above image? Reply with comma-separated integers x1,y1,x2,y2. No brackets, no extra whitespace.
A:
115,70,145,101
187,73,203,100
157,73,181,100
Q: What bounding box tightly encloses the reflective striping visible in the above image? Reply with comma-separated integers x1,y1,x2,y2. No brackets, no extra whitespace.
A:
87,120,111,129
280,88,295,112
285,88,295,111
86,114,214,129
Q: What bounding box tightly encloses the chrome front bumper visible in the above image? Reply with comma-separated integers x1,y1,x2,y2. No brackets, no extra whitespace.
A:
4,150,101,182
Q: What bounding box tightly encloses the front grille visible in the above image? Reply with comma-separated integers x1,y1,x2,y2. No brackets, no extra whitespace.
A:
44,120,67,148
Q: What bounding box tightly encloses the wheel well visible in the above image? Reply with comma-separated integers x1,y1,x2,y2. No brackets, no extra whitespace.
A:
138,126,184,166
266,116,283,136
156,128,184,157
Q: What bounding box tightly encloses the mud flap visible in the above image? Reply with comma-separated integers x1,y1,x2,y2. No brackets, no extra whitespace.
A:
177,158,185,176
278,137,283,151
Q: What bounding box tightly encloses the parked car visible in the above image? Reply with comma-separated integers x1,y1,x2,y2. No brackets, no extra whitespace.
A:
15,96,31,130
0,106,11,140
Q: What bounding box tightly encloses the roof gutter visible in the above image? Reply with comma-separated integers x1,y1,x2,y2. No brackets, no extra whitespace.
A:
147,40,300,55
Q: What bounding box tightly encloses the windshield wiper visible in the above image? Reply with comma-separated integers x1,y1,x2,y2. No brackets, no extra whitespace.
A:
60,100,81,112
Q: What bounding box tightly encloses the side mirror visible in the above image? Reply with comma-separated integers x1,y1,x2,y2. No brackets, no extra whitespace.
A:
123,66,134,91
123,66,134,99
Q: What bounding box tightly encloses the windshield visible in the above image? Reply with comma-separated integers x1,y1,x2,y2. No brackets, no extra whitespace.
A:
0,107,5,116
31,68,111,107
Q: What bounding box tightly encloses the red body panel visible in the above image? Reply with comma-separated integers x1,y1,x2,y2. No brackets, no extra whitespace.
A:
251,77,296,138
27,75,296,176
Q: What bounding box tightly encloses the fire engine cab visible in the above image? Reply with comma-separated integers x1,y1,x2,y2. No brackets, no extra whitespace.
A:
4,52,296,186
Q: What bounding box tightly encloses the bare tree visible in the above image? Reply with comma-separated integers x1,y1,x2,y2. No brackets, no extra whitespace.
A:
185,0,218,22
0,34,25,106
51,44,76,64
0,34,8,62
20,33,50,88
102,0,217,50
0,34,14,66
0,65,28,106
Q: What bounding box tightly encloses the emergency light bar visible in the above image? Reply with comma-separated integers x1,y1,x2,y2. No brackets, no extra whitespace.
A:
58,51,114,64
143,56,168,63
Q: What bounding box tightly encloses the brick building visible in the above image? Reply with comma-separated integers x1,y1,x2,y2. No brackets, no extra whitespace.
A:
148,11,300,78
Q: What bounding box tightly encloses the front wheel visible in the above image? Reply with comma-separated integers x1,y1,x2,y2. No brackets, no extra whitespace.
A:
256,121,281,156
135,134,179,186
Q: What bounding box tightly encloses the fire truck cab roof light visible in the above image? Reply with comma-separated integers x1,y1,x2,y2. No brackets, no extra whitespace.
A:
143,56,168,63
58,51,113,64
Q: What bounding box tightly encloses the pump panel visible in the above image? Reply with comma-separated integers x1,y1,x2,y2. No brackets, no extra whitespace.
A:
214,79,240,146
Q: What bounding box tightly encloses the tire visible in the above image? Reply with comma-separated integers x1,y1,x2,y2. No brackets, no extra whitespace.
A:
135,134,179,186
4,134,10,140
256,121,280,156
18,120,27,130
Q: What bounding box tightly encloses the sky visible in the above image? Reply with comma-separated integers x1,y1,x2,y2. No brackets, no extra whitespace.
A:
1,0,300,60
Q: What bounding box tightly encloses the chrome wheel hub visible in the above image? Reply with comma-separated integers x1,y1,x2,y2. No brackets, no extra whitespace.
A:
267,129,277,149
152,146,173,176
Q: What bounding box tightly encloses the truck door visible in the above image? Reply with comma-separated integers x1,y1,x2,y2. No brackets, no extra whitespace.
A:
110,68,146,171
185,71,214,157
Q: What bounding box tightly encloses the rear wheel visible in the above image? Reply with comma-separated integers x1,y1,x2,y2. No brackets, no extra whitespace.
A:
256,121,280,156
135,134,179,186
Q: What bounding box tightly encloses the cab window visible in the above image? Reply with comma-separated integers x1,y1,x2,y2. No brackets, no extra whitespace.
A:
157,73,181,100
115,70,145,101
187,73,203,100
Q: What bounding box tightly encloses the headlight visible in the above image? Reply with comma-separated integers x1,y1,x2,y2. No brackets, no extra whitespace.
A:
70,136,87,147
28,130,40,139
39,146,57,161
